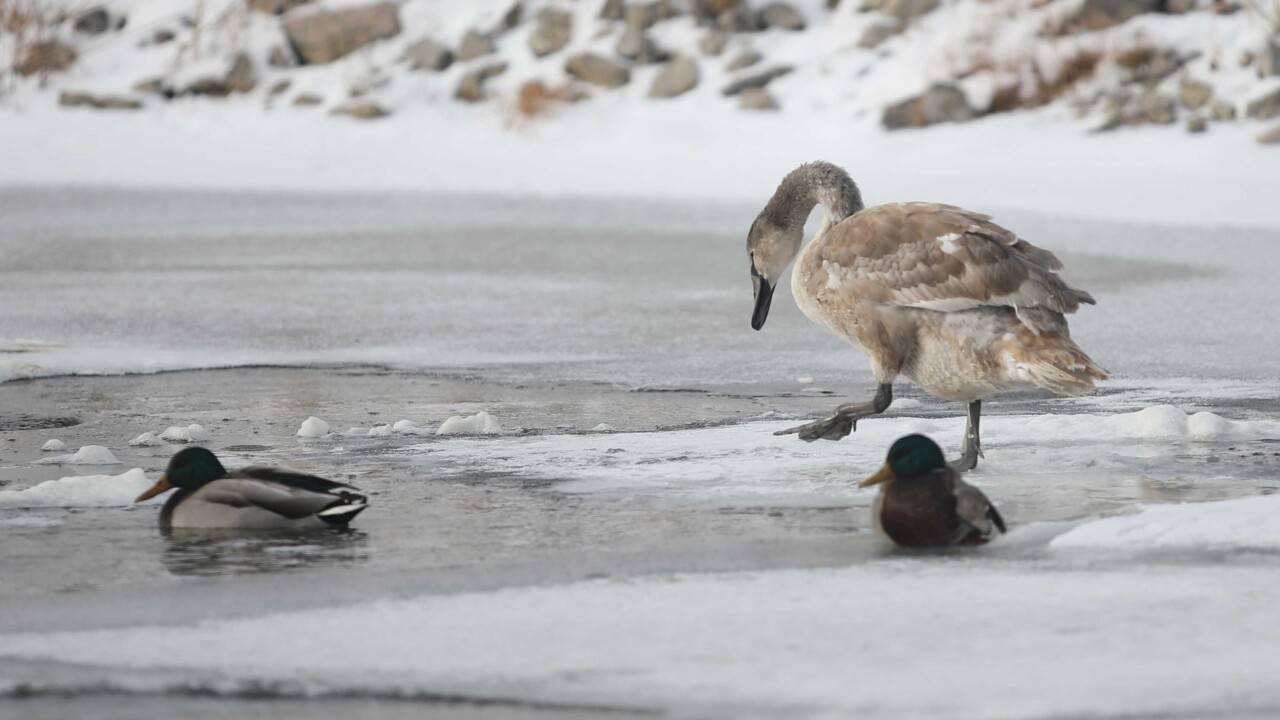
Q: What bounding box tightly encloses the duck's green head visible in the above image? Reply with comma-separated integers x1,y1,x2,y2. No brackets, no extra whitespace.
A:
860,434,946,487
135,447,227,502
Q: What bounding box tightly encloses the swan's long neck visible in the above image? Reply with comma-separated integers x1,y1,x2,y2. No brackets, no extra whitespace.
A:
760,161,864,243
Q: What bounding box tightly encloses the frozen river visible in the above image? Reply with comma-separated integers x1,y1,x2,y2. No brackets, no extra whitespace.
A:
1,188,1279,719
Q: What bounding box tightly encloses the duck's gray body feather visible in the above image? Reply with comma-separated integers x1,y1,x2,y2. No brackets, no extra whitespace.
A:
159,468,367,530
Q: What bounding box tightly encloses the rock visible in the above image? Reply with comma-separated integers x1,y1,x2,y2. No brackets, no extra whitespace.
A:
625,2,661,30
1258,124,1280,144
1185,115,1207,133
720,65,793,96
247,0,314,14
184,52,256,96
133,77,165,95
616,26,668,64
1247,88,1280,119
1263,40,1280,78
59,91,142,110
1165,0,1197,12
1177,78,1212,110
1138,92,1177,124
649,56,699,98
73,7,112,35
881,83,975,129
725,50,762,72
1115,47,1185,88
529,7,572,57
151,28,175,44
269,45,296,67
1209,100,1236,121
601,0,625,20
405,37,453,71
293,93,324,106
457,30,494,61
699,30,728,56
268,79,293,96
716,4,759,31
863,0,938,21
756,2,805,30
738,87,778,110
454,62,508,102
494,2,524,34
1072,0,1161,30
16,40,76,76
565,52,631,88
332,101,390,119
858,19,904,48
283,2,401,65
1240,50,1255,67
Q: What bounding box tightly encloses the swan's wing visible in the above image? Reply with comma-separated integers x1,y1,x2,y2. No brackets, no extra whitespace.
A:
815,203,1094,328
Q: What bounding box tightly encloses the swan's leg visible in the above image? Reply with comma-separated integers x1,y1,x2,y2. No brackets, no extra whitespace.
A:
951,400,983,472
775,384,892,442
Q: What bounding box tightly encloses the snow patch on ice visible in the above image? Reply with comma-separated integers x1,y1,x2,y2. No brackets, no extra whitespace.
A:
1052,495,1280,551
40,439,66,452
392,420,432,435
0,514,64,528
436,412,502,436
343,427,369,437
365,424,393,437
159,424,211,443
128,431,163,447
37,445,121,466
0,468,153,508
591,423,615,432
295,417,331,438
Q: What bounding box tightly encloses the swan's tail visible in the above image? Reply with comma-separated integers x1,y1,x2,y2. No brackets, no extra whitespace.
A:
1004,331,1108,397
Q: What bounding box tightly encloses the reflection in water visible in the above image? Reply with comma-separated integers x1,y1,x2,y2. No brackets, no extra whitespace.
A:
161,528,369,577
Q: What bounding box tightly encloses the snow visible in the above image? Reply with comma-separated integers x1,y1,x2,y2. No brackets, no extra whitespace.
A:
295,416,331,438
2,560,1277,716
127,431,162,447
391,419,431,435
343,427,368,436
365,424,393,437
590,423,615,432
36,445,121,465
436,411,503,436
0,468,153,508
158,424,211,443
1053,494,1280,551
40,439,66,452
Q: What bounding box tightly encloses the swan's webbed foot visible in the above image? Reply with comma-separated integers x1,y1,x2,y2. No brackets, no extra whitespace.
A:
949,400,983,472
775,384,892,443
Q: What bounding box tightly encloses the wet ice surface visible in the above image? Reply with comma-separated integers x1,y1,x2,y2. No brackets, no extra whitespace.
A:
2,189,1280,719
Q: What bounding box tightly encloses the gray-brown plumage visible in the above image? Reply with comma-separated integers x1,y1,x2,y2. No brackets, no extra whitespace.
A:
748,162,1106,469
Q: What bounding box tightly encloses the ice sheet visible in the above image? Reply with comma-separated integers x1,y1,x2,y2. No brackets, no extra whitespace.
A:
0,468,153,508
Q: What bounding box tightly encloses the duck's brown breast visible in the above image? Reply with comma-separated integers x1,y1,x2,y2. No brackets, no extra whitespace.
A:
879,475,964,547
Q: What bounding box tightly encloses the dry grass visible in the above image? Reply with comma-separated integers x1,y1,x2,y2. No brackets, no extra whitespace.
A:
506,79,586,125
1,0,61,91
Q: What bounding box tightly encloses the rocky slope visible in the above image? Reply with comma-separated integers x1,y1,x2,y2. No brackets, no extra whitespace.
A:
2,0,1279,143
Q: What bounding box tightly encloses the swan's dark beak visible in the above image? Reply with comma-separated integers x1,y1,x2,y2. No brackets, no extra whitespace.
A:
751,266,773,331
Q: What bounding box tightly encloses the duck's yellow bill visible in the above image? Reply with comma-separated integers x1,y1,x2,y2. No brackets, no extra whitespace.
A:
859,463,893,488
135,476,172,502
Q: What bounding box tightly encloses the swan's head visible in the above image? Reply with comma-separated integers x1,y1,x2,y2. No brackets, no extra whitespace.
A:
747,213,802,331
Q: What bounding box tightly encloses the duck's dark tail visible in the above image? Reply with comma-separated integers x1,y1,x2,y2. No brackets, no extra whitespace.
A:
317,492,369,527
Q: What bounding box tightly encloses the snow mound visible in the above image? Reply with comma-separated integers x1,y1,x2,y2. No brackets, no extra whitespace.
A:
128,431,163,447
366,424,393,437
1052,495,1280,551
343,427,368,437
159,424,211,443
40,439,66,452
392,420,431,435
0,468,153,508
436,412,502,436
1016,405,1268,442
591,423,615,432
37,445,121,465
295,417,330,438
0,515,63,528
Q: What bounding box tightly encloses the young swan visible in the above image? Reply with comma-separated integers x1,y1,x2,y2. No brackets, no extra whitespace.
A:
748,161,1105,470
861,434,1006,547
135,447,368,530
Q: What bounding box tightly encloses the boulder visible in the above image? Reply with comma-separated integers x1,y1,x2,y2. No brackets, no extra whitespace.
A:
717,4,759,31
617,26,668,64
565,52,631,88
332,101,389,119
1072,0,1161,30
649,56,699,98
405,37,453,71
247,0,314,14
457,30,494,61
720,65,792,96
738,87,778,110
725,50,762,71
625,1,676,30
151,28,175,44
73,7,112,35
1258,124,1280,145
1138,92,1177,124
1185,115,1207,133
756,2,805,30
184,52,256,96
882,83,975,129
1115,47,1185,88
1209,99,1237,121
699,30,728,56
269,45,296,67
494,2,524,35
132,78,165,95
858,19,904,48
268,79,293,96
59,91,141,110
454,62,508,102
293,93,324,106
16,40,76,76
1165,0,1197,12
600,0,626,20
1246,88,1280,120
880,0,938,21
283,2,401,65
1263,39,1280,78
529,7,572,57
1177,78,1212,109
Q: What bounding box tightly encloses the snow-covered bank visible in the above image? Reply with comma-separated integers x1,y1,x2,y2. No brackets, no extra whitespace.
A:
1054,493,1280,550
0,468,154,508
3,559,1278,716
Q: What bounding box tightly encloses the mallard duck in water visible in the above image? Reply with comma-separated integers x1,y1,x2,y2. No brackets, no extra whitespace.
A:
860,434,1005,547
135,447,368,530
